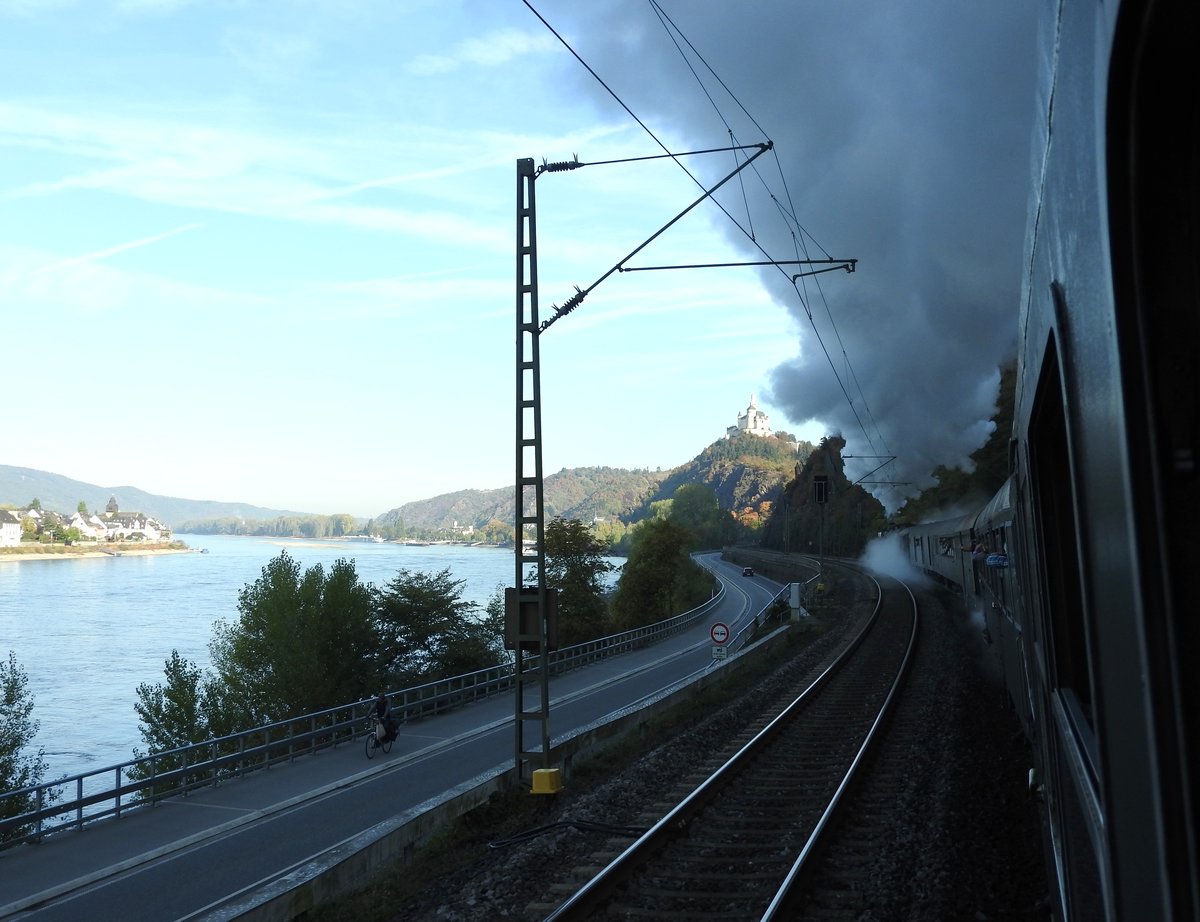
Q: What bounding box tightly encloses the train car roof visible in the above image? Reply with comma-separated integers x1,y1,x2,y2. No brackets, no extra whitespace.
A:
975,475,1015,528
904,508,978,538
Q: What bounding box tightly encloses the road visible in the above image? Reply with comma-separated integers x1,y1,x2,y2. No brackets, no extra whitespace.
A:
0,554,796,921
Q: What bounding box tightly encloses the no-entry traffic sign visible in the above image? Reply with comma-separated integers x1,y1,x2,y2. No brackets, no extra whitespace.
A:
710,622,730,645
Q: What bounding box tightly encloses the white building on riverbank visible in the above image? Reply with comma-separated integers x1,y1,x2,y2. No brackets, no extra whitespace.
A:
0,510,21,546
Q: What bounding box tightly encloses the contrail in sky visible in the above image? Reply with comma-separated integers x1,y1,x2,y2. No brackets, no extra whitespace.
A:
27,222,201,277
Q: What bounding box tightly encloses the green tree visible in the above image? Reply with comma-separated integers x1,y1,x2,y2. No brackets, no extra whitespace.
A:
481,584,511,661
543,518,613,645
1,651,50,843
610,519,712,630
478,519,514,546
329,514,356,537
28,498,41,511
209,552,379,725
667,483,730,550
591,517,628,549
77,500,88,516
132,650,222,758
373,568,500,684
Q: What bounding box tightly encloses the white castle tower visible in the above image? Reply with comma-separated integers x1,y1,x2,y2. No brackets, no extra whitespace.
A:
727,394,773,438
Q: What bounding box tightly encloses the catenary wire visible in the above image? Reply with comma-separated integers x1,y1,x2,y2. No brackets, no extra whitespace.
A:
523,0,891,481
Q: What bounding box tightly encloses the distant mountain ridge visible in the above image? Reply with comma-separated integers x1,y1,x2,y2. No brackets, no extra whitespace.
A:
3,433,809,533
375,466,669,531
377,435,810,531
0,465,312,528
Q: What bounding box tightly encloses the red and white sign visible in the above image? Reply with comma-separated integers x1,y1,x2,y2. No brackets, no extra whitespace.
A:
710,622,730,645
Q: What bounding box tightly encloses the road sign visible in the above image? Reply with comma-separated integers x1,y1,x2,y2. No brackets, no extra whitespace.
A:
710,622,730,645
712,646,728,660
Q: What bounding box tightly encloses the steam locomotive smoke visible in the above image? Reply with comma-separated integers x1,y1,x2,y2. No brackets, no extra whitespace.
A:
554,2,1039,510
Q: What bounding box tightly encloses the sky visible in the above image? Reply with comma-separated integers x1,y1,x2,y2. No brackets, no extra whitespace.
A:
1,0,1039,518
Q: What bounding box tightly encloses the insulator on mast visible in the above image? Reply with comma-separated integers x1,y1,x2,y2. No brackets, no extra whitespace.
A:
540,287,587,332
541,155,582,173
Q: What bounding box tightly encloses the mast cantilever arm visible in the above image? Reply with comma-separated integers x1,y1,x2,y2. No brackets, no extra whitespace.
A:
791,260,857,280
619,258,857,274
539,141,774,333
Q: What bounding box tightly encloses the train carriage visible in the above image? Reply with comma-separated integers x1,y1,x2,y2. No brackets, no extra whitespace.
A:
900,1,1197,918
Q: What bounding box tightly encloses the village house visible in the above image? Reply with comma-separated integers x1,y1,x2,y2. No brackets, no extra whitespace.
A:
97,496,169,542
0,509,21,547
3,497,170,545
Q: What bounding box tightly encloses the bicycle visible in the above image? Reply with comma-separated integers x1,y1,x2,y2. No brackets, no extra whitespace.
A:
365,716,393,759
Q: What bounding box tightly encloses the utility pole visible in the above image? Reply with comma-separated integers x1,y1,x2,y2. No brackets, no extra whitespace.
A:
509,145,855,788
510,157,553,787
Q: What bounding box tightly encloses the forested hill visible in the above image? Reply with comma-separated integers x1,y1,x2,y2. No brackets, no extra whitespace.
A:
374,466,669,532
4,433,811,536
633,433,813,530
378,435,811,534
0,465,310,527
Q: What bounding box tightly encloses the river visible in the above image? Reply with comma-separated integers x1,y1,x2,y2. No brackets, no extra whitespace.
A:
0,535,560,784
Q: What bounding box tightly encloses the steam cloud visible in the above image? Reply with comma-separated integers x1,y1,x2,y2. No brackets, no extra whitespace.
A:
546,2,1039,510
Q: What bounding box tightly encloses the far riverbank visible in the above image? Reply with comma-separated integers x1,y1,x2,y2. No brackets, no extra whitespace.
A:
0,541,192,562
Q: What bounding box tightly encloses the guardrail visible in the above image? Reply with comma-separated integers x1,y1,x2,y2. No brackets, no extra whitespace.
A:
0,580,727,848
728,582,794,654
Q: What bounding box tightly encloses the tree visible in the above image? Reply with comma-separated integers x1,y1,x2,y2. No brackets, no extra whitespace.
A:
329,514,356,537
667,484,730,550
373,568,500,684
543,518,613,645
481,584,512,663
610,519,712,630
77,500,88,516
132,650,222,758
478,519,514,546
1,651,50,843
28,498,41,511
209,552,379,725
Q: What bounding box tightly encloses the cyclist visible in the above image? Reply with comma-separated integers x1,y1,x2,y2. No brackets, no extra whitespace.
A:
374,693,398,743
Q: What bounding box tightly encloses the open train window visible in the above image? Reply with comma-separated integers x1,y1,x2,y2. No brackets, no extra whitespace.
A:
1028,336,1095,732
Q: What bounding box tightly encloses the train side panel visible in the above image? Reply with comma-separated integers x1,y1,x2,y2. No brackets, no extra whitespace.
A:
1014,0,1197,919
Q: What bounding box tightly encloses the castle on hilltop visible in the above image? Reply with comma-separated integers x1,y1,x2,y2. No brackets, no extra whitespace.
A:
726,395,773,439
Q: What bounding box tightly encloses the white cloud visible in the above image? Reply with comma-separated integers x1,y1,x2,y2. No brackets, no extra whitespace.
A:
407,27,558,76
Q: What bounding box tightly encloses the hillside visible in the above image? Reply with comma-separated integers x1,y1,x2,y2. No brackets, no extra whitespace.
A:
376,436,809,534
0,465,312,528
636,433,812,528
374,466,669,531
3,435,807,536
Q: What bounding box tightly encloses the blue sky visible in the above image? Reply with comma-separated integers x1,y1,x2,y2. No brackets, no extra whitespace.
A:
1,1,1037,517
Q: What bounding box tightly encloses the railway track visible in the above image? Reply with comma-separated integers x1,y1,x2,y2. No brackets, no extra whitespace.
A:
542,566,919,921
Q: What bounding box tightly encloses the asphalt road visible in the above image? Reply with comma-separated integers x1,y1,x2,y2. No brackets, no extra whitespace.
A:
0,554,790,921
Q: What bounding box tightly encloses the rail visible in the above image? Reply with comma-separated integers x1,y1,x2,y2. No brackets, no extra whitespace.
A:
545,564,917,920
0,581,726,848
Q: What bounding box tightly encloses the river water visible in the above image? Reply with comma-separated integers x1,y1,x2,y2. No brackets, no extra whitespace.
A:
0,535,548,784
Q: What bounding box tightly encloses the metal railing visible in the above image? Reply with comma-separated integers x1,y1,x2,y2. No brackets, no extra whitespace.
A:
1,582,726,848
727,583,793,654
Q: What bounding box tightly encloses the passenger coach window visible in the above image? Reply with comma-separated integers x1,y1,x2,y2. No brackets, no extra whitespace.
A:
1029,340,1095,729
